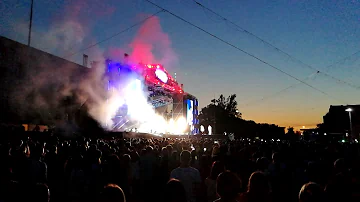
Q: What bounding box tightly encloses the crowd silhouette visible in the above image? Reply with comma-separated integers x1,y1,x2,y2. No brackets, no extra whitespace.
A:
0,128,360,202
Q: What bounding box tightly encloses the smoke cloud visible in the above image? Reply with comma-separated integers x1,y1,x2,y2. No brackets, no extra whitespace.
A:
7,1,178,133
129,16,178,67
87,14,179,129
6,0,109,130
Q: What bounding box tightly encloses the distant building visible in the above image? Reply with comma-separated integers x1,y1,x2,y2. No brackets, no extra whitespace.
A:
0,36,91,124
323,105,360,139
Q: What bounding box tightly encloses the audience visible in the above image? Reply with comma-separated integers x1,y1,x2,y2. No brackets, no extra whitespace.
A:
0,128,359,202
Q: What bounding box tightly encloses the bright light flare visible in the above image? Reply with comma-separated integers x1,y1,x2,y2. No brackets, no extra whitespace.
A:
175,117,187,134
208,125,212,135
200,125,205,132
166,117,187,135
100,77,189,135
167,118,175,134
155,69,168,83
124,79,154,122
137,114,167,134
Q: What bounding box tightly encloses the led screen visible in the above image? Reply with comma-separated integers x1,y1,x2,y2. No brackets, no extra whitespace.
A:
186,99,194,125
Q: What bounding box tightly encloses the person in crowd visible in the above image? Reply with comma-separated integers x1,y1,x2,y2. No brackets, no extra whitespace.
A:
256,157,269,175
102,154,122,187
2,180,21,202
299,182,324,202
268,152,289,202
170,150,202,202
29,144,48,183
66,153,86,201
11,141,29,183
162,179,188,202
30,183,51,202
190,150,200,169
205,161,225,202
215,171,242,202
139,146,158,201
325,158,352,202
86,147,103,199
119,154,132,197
159,147,171,187
334,158,347,174
268,152,286,178
98,184,126,202
44,144,62,202
238,171,271,202
211,145,220,161
129,150,140,199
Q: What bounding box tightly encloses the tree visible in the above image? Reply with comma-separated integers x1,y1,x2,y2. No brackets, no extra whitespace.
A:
316,123,325,131
286,127,295,135
210,94,242,118
198,94,241,135
199,94,285,138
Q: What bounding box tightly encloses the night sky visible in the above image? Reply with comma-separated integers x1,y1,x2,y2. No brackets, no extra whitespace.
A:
1,0,360,130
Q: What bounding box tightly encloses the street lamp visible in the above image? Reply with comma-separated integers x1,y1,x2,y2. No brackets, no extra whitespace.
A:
345,108,353,138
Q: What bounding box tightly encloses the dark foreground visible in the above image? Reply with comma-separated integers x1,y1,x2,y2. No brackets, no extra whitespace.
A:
0,129,359,202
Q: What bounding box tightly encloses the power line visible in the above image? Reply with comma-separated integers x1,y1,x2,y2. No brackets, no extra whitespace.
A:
240,49,360,107
239,72,318,107
323,50,360,73
191,0,360,90
143,0,346,103
63,10,164,59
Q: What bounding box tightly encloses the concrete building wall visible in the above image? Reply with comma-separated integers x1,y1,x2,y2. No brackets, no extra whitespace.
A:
323,105,360,138
0,36,90,124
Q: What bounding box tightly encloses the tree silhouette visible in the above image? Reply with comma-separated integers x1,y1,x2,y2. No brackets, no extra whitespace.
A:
286,127,295,135
199,94,241,135
210,94,241,118
199,94,285,138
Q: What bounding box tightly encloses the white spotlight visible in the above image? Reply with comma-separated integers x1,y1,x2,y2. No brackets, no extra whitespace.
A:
167,118,175,134
200,125,205,133
176,117,187,134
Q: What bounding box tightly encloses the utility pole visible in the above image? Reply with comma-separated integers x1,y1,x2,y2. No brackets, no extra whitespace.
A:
348,110,353,137
28,0,34,46
213,93,216,135
26,0,34,120
345,108,353,139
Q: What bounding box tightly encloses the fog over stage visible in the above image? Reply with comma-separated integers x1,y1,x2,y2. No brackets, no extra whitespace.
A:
104,59,199,135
